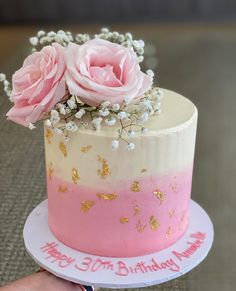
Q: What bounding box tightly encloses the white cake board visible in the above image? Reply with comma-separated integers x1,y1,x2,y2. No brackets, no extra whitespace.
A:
23,199,214,289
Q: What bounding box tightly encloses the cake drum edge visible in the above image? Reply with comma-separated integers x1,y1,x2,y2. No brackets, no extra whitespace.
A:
23,199,214,289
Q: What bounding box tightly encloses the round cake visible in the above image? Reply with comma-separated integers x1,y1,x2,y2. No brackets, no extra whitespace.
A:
44,88,197,257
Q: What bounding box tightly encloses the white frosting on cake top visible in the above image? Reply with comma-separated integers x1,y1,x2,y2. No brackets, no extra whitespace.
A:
75,88,197,137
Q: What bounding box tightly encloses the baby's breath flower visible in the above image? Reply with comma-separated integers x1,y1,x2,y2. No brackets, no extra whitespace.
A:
65,121,78,132
67,99,77,109
45,119,52,127
112,104,120,111
28,122,36,130
29,37,38,46
37,30,46,37
75,108,86,119
128,130,136,137
138,56,144,63
100,100,110,108
0,73,6,82
105,117,116,126
101,27,109,34
117,111,128,120
139,112,149,123
146,69,155,78
124,96,132,105
91,117,103,131
111,139,119,150
50,110,60,125
140,99,153,111
99,108,110,117
127,142,135,151
65,108,71,114
118,34,125,42
54,128,64,135
125,32,133,41
56,103,66,115
156,89,164,100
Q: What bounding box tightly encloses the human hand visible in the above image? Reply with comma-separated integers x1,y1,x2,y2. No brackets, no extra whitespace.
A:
1,270,96,291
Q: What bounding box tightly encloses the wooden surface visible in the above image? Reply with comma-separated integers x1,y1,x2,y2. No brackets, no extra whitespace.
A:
0,23,236,290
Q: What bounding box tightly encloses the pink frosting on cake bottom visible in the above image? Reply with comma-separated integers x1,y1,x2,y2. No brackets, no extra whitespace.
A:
47,166,193,257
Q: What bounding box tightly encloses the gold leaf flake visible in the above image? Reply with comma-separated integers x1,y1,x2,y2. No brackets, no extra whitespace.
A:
141,168,147,173
169,209,175,218
81,200,95,213
149,216,160,231
131,181,140,192
97,155,111,179
45,129,53,144
120,217,129,224
165,226,172,238
81,145,92,153
97,193,118,200
59,142,67,157
58,185,68,193
153,189,165,204
72,168,80,184
48,162,54,180
136,220,146,233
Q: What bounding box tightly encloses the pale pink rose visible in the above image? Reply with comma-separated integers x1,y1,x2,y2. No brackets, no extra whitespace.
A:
7,43,66,126
64,39,152,106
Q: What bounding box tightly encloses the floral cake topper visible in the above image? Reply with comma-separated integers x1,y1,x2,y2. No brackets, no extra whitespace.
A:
0,28,163,150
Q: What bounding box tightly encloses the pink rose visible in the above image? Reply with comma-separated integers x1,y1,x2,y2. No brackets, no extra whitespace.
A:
64,39,152,106
7,43,66,126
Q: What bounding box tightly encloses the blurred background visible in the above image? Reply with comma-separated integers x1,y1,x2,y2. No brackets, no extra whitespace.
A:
0,1,236,291
1,0,236,23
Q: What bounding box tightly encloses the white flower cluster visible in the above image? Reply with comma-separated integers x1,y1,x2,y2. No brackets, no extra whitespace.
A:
0,73,12,100
95,28,145,63
29,30,74,49
28,28,145,63
43,87,163,149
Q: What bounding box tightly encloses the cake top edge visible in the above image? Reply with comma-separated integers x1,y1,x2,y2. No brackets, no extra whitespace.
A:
51,88,197,139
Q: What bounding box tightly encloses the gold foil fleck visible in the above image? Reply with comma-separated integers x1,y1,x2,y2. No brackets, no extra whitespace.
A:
81,200,95,213
169,209,175,218
45,129,53,144
136,220,146,233
141,168,147,173
149,216,160,231
165,226,172,238
153,189,165,204
59,142,67,157
131,181,141,192
120,217,129,224
133,201,141,215
48,162,54,180
81,145,92,153
97,155,111,179
72,168,80,184
97,193,118,201
58,185,68,193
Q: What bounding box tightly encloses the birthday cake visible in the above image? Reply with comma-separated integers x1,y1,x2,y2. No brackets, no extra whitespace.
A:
2,28,197,258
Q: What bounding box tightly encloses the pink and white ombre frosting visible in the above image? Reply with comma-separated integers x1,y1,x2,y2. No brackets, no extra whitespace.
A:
44,89,198,257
